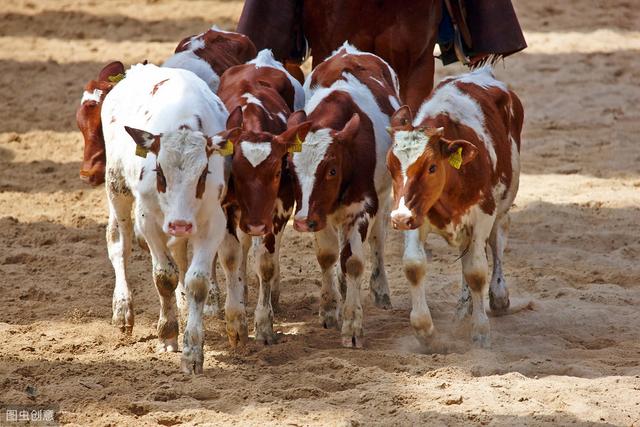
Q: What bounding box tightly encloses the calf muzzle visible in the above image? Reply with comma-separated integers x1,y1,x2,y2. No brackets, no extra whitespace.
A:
168,220,194,237
390,210,418,230
245,223,268,236
293,217,319,233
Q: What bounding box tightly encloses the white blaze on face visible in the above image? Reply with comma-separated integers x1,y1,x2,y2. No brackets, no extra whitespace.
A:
292,128,333,218
80,89,103,104
155,129,209,232
241,92,264,108
390,130,430,219
240,141,272,167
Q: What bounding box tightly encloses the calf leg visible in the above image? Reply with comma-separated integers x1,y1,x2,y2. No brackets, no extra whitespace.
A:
181,217,225,374
368,208,391,309
252,232,282,345
269,231,285,311
455,275,473,321
403,229,435,344
488,214,511,313
170,238,189,324
137,209,179,352
337,228,347,300
106,190,134,334
315,226,342,329
218,231,248,348
340,223,367,348
461,232,491,348
204,252,222,317
240,231,251,307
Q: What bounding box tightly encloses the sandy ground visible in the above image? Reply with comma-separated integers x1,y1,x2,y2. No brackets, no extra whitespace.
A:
1,0,640,425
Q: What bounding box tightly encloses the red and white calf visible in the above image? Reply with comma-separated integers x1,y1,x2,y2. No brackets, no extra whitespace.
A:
101,63,231,373
216,50,308,345
386,66,524,347
76,61,125,186
77,27,255,187
164,26,257,92
290,43,400,347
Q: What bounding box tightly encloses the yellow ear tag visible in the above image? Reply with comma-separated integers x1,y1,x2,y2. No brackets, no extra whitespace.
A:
288,134,303,153
448,147,463,169
108,73,125,84
218,139,234,157
135,145,148,158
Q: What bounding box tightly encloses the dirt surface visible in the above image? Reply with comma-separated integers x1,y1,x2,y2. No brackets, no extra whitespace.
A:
1,0,640,425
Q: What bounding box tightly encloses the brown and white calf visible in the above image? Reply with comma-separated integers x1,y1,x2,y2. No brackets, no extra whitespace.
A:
77,27,256,187
164,26,257,92
76,61,125,186
101,63,231,373
216,49,308,345
386,66,523,347
290,43,400,347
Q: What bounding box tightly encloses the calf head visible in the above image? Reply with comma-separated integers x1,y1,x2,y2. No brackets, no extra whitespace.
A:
77,61,125,186
387,106,478,230
77,80,113,186
125,126,234,237
226,106,311,236
290,111,361,232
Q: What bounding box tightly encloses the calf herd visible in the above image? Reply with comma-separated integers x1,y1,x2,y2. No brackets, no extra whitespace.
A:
76,26,523,374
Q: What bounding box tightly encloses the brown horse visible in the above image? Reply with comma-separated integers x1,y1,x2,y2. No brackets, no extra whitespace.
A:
237,0,526,112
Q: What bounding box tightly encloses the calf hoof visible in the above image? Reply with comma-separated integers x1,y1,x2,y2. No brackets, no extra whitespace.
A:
489,286,510,314
112,298,134,334
157,337,178,353
181,345,204,374
341,307,364,348
225,310,248,348
157,318,179,351
471,323,491,348
371,290,392,309
410,312,436,346
341,333,364,349
471,332,491,348
254,309,275,345
319,309,340,330
255,328,276,346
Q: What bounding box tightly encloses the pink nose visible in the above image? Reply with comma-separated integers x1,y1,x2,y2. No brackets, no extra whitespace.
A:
390,212,413,230
293,218,318,232
246,224,267,236
168,220,193,236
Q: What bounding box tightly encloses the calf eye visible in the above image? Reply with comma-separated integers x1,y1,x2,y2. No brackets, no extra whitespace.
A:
428,164,437,174
329,168,337,177
275,170,281,179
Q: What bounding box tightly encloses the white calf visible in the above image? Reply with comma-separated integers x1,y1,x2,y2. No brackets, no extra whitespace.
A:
101,63,231,373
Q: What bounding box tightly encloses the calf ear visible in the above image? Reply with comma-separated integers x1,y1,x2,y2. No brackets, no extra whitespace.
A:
335,113,360,143
98,61,125,82
391,105,413,128
206,128,241,157
287,110,308,127
124,126,160,155
440,139,479,169
226,106,244,129
276,121,313,153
